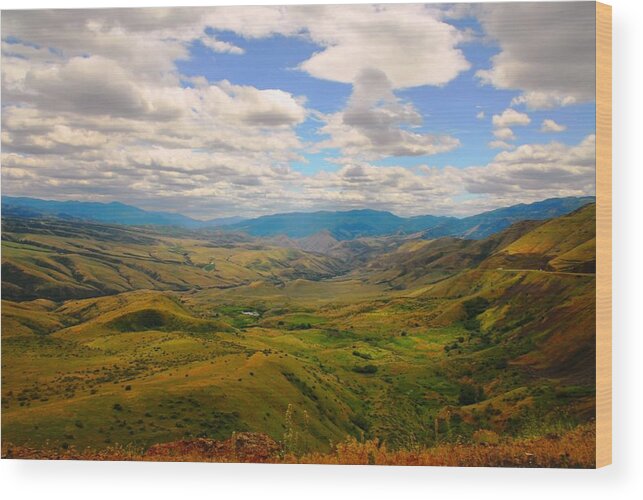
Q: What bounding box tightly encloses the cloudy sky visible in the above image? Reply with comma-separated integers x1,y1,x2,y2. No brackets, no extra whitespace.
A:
1,3,596,219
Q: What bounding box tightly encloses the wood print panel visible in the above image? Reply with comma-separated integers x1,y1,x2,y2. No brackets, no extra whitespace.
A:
0,2,610,467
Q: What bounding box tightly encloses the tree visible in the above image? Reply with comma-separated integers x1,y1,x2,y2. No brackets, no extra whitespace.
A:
458,383,482,406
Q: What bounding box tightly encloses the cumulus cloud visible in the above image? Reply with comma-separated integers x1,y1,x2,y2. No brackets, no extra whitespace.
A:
302,135,596,216
22,56,184,121
281,161,467,216
206,5,470,163
541,119,567,133
465,135,596,198
203,4,470,89
492,108,531,128
488,108,530,149
198,80,307,127
200,34,245,55
315,68,460,160
1,6,595,218
294,4,470,89
1,9,196,83
475,2,595,109
510,92,578,110
492,127,515,141
488,140,514,150
1,7,311,219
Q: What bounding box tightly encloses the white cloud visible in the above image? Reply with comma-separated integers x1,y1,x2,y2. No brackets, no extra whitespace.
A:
294,4,470,89
488,140,514,150
301,135,596,216
315,68,460,160
202,4,470,89
2,132,595,218
21,55,184,121
475,2,595,109
200,35,245,55
541,119,567,133
465,135,596,198
1,7,595,219
1,7,311,220
476,111,485,120
488,108,530,149
198,80,307,127
2,9,194,83
198,2,472,173
292,161,466,215
510,92,578,110
492,127,515,141
492,108,531,128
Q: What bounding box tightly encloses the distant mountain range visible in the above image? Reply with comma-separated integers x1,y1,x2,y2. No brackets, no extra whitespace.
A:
1,195,595,240
229,209,451,240
228,196,596,240
1,196,243,229
420,196,597,240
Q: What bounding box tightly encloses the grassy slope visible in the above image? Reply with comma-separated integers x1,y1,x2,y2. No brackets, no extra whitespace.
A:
1,207,597,457
480,204,596,272
1,217,345,301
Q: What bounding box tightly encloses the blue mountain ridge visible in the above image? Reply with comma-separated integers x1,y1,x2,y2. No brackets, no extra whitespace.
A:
1,195,595,240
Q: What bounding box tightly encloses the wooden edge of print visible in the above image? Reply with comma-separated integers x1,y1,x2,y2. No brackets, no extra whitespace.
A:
596,1,612,469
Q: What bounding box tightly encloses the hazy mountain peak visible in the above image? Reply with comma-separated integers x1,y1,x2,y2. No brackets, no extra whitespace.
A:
2,195,595,241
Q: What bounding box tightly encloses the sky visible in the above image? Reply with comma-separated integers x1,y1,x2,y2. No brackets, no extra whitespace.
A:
1,3,597,219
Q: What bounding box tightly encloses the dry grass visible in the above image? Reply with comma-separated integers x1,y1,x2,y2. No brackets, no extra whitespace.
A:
289,424,595,467
2,424,595,468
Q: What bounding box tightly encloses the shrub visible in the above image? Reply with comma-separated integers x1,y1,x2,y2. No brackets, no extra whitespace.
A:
494,358,508,369
353,365,378,374
472,429,501,445
350,413,370,432
462,296,490,331
463,297,490,318
458,383,484,406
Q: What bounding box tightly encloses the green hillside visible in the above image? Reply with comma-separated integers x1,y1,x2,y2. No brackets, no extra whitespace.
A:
1,217,346,302
1,207,596,456
480,204,596,272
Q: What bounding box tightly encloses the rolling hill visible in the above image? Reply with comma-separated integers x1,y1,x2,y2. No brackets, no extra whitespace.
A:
1,216,346,302
359,203,595,288
479,204,596,273
1,205,597,462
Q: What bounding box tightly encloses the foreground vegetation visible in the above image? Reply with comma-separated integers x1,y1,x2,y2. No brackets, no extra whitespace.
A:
2,423,595,468
1,205,597,466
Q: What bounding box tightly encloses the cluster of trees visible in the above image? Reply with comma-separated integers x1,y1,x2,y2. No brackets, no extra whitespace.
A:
353,365,378,374
458,382,485,406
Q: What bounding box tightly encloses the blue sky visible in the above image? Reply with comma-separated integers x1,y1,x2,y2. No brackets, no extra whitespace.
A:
1,4,597,218
176,11,596,175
